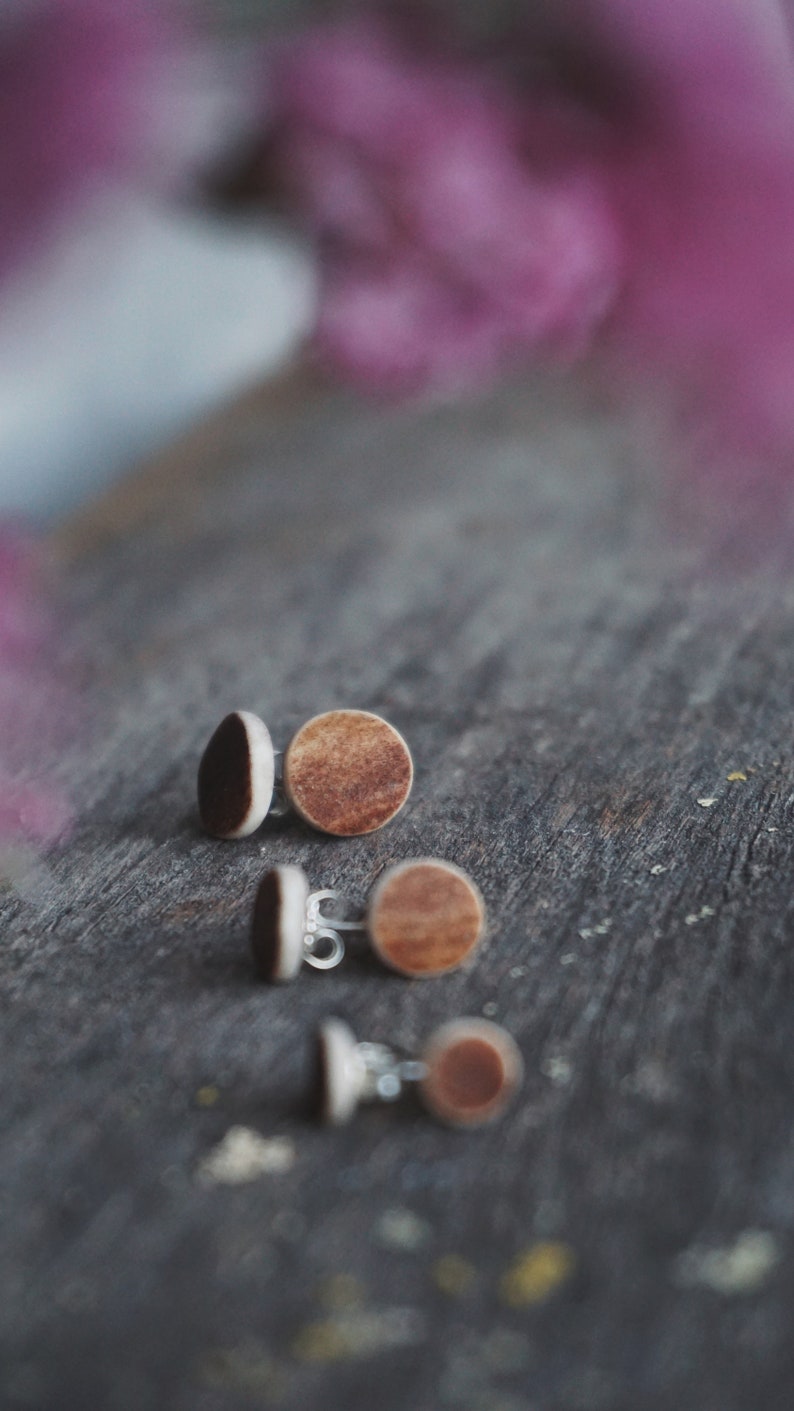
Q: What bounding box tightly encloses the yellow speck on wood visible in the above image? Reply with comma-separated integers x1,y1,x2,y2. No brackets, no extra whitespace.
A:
433,1255,476,1297
726,771,748,782
674,1230,780,1295
685,905,716,927
318,1274,365,1310
541,1056,573,1086
500,1242,576,1308
201,1342,285,1399
374,1207,431,1250
290,1321,350,1364
196,1085,220,1107
291,1308,425,1362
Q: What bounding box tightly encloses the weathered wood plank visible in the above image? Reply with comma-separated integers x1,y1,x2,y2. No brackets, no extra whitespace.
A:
3,369,794,1410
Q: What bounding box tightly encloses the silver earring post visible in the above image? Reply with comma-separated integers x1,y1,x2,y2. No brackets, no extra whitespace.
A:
315,1018,430,1124
302,889,366,970
354,1042,428,1101
268,750,290,818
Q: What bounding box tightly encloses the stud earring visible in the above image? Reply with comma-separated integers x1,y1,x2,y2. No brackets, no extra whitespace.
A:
313,1017,523,1127
197,708,413,839
251,859,486,982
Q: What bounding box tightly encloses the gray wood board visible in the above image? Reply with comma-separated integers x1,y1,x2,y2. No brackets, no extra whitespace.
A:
3,374,794,1411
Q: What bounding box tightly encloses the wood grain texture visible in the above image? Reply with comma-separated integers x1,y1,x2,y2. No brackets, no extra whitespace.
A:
368,860,484,977
3,368,794,1410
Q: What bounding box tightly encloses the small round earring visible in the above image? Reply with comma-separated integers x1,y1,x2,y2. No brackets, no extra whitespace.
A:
197,708,413,839
313,1017,523,1127
251,859,486,982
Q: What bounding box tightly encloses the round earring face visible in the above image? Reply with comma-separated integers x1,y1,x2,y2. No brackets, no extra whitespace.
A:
197,711,275,839
283,709,413,837
314,1018,362,1124
250,865,310,982
419,1019,523,1127
367,860,485,978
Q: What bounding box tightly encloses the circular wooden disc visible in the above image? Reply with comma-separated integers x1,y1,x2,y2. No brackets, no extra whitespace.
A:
250,865,309,982
197,711,275,839
313,1018,361,1125
367,859,485,978
419,1019,523,1127
283,710,413,837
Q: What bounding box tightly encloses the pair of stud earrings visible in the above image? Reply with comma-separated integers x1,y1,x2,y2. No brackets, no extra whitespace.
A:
197,706,523,1128
198,708,413,839
314,1016,524,1128
251,859,485,981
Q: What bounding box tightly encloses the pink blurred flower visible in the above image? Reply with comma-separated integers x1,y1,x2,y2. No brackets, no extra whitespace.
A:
275,3,794,467
0,781,72,849
593,0,794,460
275,24,622,394
0,0,179,282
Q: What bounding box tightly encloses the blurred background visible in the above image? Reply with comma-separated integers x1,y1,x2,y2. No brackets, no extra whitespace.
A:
5,0,794,522
0,0,319,521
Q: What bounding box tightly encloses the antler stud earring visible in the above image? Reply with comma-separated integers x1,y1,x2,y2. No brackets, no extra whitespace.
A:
250,859,486,982
197,708,413,839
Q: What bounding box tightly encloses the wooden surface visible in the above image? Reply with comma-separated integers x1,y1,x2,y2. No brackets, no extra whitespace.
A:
3,369,794,1409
